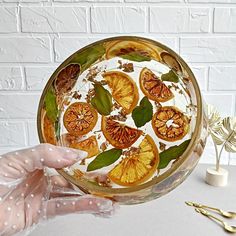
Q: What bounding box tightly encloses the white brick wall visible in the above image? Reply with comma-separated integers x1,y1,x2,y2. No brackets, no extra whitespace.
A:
21,7,87,33
0,7,18,33
150,7,210,33
0,1,235,166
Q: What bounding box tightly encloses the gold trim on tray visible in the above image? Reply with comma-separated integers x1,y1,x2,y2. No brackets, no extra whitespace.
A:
37,36,203,197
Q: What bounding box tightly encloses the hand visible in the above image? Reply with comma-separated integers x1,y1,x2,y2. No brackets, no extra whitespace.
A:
0,144,117,236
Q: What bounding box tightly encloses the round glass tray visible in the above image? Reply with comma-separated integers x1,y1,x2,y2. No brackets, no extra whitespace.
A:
37,36,207,204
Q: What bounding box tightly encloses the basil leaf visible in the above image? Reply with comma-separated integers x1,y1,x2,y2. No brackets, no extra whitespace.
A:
91,83,113,115
120,52,151,62
158,139,191,169
87,148,122,172
132,97,153,127
45,89,58,123
71,44,105,72
161,70,179,83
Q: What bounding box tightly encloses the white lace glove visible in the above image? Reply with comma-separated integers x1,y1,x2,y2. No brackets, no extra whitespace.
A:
0,144,117,236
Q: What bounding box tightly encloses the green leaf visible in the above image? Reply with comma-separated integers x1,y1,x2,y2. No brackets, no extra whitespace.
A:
161,70,179,83
55,119,60,141
71,44,105,72
132,97,153,127
45,89,58,123
91,83,113,115
158,139,191,169
119,52,151,62
87,148,122,172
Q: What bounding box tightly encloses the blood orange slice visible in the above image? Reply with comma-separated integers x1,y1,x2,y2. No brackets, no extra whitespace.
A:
152,106,189,141
102,71,139,114
54,63,80,94
140,67,174,103
70,135,100,158
60,133,80,147
63,102,98,136
108,135,159,186
101,116,142,149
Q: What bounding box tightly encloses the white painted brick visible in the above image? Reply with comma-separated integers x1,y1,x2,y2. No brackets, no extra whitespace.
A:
27,120,39,146
25,66,55,91
4,0,48,2
0,7,18,33
54,37,101,62
188,0,235,2
0,121,26,147
235,97,236,115
0,67,24,90
54,0,121,2
230,153,236,165
209,66,236,91
0,37,51,63
190,65,207,91
0,94,40,118
203,93,234,117
180,37,236,63
214,8,236,33
126,0,181,2
150,7,210,33
91,7,146,33
21,7,87,33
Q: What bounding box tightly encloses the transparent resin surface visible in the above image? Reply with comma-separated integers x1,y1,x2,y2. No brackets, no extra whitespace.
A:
38,36,206,204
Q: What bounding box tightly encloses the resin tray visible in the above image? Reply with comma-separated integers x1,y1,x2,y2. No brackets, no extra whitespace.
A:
37,36,207,204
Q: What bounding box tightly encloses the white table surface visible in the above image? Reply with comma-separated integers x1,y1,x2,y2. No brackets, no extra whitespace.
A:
30,164,236,236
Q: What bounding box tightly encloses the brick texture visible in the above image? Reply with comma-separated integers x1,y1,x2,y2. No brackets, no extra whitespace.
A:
91,7,146,33
0,7,18,33
0,37,51,63
150,7,210,33
214,7,236,32
180,37,236,63
0,67,24,90
21,7,87,33
0,1,235,166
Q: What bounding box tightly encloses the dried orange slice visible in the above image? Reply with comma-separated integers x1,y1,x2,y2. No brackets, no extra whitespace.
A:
160,52,182,73
54,63,80,94
73,169,84,179
108,135,159,186
60,133,81,146
70,136,100,158
42,111,57,145
152,106,189,141
140,68,174,103
106,40,160,61
101,116,142,149
63,102,98,136
102,71,139,114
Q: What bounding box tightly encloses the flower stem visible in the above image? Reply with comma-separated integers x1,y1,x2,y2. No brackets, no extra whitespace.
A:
211,135,220,171
217,130,235,172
